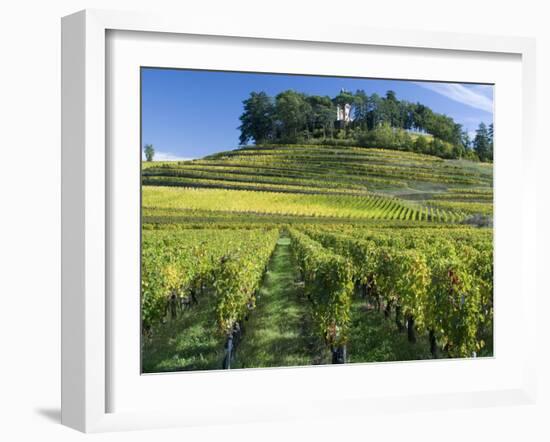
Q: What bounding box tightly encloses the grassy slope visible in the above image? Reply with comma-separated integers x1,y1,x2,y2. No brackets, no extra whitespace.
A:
143,145,493,220
144,145,492,195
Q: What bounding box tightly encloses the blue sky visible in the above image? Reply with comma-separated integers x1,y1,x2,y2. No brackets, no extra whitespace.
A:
141,68,494,160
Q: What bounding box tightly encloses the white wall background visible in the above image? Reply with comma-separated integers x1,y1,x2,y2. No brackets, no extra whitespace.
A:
0,1,547,441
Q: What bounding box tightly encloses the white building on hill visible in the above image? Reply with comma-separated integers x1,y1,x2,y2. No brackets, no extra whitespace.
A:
336,103,352,123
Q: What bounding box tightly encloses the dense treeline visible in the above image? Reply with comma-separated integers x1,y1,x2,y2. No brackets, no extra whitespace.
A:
238,89,493,162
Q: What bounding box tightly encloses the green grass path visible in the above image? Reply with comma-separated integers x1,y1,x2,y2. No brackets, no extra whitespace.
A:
233,236,319,368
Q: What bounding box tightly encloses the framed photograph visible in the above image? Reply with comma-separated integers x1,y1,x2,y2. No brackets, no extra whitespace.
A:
61,9,537,432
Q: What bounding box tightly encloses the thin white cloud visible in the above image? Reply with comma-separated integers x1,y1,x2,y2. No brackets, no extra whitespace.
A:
469,84,494,96
142,150,194,162
415,82,493,113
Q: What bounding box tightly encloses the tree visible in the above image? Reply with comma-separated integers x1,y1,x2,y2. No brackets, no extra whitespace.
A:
461,131,471,149
144,144,155,162
385,90,397,101
413,135,430,153
379,90,401,127
412,103,432,132
238,92,275,145
488,123,494,159
307,95,335,138
369,122,395,147
451,123,465,147
400,101,416,130
333,90,355,109
366,93,383,130
275,90,311,140
353,90,369,129
473,122,491,161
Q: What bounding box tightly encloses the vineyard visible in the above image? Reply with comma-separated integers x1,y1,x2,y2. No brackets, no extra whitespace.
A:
141,144,493,372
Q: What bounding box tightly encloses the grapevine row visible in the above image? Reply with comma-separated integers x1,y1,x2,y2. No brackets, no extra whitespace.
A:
141,228,279,339
303,227,493,358
288,229,354,363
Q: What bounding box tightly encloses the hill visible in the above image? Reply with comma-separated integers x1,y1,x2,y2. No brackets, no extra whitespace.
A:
142,145,493,225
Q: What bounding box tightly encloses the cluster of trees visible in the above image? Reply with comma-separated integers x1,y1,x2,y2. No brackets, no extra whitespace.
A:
473,122,493,162
238,89,493,162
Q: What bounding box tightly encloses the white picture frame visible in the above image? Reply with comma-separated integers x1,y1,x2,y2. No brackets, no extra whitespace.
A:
61,9,537,433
